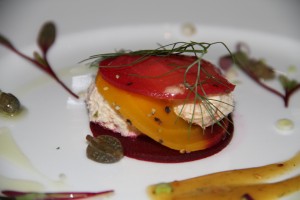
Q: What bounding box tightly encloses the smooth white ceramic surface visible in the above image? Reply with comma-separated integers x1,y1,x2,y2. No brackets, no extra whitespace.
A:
1,24,300,200
0,1,300,199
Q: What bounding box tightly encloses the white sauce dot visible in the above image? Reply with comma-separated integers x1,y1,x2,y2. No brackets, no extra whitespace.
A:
181,23,197,37
275,118,294,131
164,32,172,39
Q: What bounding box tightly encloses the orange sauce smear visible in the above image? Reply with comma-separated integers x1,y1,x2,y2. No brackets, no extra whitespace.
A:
148,152,300,200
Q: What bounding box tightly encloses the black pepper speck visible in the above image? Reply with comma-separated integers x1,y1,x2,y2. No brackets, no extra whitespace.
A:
126,119,132,126
165,106,171,114
154,117,162,125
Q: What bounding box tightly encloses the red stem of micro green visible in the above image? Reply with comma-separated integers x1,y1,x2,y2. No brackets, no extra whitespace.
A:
231,42,300,108
237,62,288,106
242,65,300,107
1,189,114,199
284,84,300,107
8,46,79,99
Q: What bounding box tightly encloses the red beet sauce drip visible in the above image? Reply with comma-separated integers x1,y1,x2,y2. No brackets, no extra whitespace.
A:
89,116,233,163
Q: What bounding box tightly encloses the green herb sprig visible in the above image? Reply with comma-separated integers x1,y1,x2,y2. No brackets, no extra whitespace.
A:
84,41,230,62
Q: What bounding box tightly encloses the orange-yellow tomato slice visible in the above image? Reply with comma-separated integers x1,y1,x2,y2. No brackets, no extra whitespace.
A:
96,74,227,152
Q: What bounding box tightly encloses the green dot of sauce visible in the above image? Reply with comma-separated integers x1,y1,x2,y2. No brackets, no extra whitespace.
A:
154,183,173,195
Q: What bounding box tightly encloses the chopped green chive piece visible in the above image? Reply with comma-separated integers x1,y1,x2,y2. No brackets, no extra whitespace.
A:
154,183,173,195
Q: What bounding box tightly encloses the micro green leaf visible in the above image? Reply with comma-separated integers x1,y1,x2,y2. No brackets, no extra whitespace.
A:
0,34,14,49
279,75,299,93
33,51,47,67
234,51,275,80
38,21,56,55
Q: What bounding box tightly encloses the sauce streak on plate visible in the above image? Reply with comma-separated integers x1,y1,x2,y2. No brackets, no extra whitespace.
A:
148,152,300,199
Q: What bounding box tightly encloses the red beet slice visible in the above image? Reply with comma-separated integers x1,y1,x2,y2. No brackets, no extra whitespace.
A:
100,55,235,100
89,115,233,163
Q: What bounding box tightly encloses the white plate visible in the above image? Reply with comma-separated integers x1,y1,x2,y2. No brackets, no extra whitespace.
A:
1,24,300,200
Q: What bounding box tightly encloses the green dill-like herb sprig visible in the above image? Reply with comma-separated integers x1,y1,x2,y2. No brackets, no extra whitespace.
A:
84,41,234,133
84,41,231,62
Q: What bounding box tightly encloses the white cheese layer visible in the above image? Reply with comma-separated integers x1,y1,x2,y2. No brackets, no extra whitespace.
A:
173,93,234,128
85,83,139,137
86,83,234,136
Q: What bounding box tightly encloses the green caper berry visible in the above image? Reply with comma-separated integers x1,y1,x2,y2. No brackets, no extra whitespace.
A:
86,135,124,163
0,91,21,115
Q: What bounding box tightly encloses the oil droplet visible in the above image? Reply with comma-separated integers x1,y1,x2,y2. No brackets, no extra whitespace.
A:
0,106,27,121
0,127,68,191
0,174,44,191
275,118,294,133
0,127,38,173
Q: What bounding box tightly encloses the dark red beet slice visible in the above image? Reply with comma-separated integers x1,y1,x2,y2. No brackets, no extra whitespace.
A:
89,116,233,163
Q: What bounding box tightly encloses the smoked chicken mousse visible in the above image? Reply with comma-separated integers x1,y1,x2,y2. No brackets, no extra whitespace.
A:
85,44,235,163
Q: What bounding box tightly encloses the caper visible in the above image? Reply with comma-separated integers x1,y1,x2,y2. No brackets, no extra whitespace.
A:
0,90,21,116
86,135,124,163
